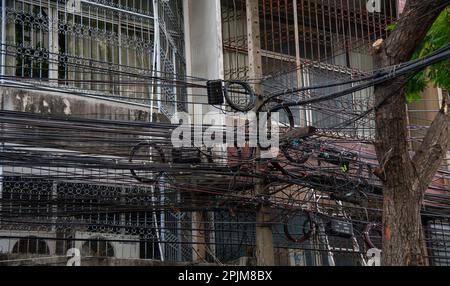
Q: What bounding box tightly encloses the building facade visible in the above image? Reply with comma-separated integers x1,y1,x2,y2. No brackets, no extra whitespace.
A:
0,0,449,266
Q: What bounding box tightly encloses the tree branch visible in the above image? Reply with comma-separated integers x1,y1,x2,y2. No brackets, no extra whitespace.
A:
379,0,450,65
412,96,450,190
374,0,449,187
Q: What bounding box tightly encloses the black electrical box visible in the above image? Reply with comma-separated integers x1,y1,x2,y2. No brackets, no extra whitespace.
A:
326,219,354,238
207,80,224,105
318,152,340,165
318,152,350,173
172,147,202,164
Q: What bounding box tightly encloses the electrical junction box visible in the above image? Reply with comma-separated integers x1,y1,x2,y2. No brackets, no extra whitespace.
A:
326,219,354,238
172,147,202,164
207,80,224,105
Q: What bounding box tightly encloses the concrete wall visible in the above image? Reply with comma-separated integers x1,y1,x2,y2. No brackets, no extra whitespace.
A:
183,0,224,121
0,86,170,158
0,87,152,121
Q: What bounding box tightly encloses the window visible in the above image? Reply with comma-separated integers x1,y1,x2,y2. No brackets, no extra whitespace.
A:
427,220,450,266
5,1,50,79
12,236,50,255
57,8,154,99
2,0,185,113
1,177,53,223
81,237,114,257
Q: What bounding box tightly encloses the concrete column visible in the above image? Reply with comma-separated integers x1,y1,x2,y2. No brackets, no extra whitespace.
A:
183,0,224,262
189,177,207,263
153,0,161,113
293,0,307,127
183,0,224,120
191,209,207,263
51,182,58,232
246,0,275,266
0,56,3,226
48,8,59,83
0,0,5,78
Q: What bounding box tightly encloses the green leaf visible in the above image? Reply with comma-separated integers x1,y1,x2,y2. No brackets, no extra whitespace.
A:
406,7,450,100
385,22,398,32
405,71,427,102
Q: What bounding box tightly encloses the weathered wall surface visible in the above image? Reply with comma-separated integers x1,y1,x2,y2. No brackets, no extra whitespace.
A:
0,87,170,156
0,87,152,121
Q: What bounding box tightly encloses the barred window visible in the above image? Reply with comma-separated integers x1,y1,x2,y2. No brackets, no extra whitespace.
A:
427,220,450,266
2,0,185,114
5,0,50,79
12,236,51,255
1,177,53,222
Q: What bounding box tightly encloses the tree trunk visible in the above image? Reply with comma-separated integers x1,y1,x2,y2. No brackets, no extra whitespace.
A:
374,79,427,266
377,90,450,265
373,0,450,266
382,186,425,265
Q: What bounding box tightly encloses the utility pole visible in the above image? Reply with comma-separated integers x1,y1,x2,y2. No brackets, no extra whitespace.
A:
246,0,275,266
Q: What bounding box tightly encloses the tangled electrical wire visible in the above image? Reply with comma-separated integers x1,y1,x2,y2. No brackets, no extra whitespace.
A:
0,40,449,265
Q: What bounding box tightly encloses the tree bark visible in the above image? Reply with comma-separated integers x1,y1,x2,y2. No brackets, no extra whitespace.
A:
374,0,450,266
